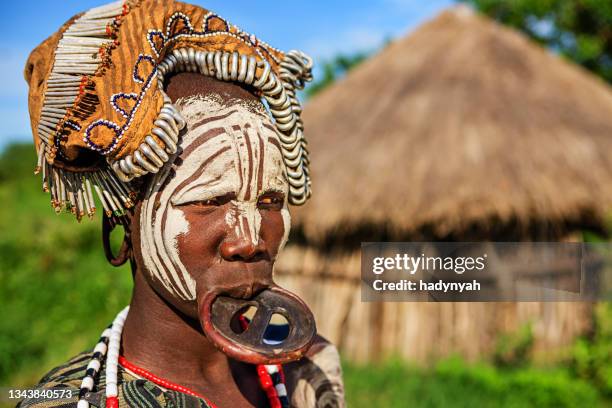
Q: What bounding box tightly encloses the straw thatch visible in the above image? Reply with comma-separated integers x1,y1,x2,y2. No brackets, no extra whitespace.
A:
293,5,612,244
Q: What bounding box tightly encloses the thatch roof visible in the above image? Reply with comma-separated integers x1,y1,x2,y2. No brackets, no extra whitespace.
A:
292,5,612,245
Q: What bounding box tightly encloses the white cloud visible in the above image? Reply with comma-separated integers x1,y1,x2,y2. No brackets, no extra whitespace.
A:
302,27,388,60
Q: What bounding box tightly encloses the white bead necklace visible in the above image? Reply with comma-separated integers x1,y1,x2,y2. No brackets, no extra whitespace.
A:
77,306,129,408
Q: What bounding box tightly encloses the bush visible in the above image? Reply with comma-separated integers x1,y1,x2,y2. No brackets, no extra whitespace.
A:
494,322,534,367
344,357,600,408
572,303,612,396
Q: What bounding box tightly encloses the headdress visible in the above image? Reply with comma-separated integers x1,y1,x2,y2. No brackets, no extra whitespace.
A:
25,0,313,220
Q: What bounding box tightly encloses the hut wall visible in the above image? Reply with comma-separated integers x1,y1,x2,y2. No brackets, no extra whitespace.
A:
275,244,592,363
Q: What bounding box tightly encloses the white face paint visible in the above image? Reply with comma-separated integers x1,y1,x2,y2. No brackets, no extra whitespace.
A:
140,95,291,301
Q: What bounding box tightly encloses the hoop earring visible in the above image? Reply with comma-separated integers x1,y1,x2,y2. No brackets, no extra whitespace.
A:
102,215,132,266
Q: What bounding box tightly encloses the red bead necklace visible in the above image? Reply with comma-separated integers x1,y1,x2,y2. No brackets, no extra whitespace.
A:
118,356,217,407
117,355,286,408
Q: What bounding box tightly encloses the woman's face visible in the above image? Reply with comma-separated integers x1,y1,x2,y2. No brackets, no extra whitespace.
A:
133,89,291,318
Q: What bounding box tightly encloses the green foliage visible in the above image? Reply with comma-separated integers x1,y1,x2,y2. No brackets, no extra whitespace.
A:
0,143,132,386
343,356,601,408
494,322,534,367
463,0,612,83
305,52,370,97
0,144,34,183
572,303,612,396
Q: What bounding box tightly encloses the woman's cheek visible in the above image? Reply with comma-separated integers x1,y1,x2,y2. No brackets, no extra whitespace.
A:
163,206,190,255
261,209,289,259
175,208,228,277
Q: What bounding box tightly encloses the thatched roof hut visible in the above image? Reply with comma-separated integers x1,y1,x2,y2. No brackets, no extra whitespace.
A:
275,6,605,363
292,5,612,244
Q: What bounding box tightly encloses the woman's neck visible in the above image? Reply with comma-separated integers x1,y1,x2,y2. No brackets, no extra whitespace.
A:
121,271,265,406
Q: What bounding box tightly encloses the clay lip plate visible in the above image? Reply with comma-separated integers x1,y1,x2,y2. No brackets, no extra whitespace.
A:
199,285,317,365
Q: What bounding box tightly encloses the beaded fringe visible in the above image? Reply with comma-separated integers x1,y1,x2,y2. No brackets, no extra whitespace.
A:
36,146,135,220
36,1,132,221
38,1,125,144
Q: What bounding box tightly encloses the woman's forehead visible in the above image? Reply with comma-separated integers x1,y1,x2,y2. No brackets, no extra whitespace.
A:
169,98,287,199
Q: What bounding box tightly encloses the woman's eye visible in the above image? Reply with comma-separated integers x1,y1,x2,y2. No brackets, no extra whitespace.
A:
183,199,219,208
186,193,235,208
194,199,219,206
257,194,283,210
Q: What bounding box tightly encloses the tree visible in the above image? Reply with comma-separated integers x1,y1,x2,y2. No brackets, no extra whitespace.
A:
305,52,370,98
462,0,612,83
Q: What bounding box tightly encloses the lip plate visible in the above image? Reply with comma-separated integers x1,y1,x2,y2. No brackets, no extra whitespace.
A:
200,285,316,365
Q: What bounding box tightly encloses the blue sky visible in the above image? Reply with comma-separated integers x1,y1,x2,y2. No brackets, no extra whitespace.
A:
0,0,454,148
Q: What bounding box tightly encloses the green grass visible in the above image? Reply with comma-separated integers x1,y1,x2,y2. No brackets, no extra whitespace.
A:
344,357,607,408
0,143,610,407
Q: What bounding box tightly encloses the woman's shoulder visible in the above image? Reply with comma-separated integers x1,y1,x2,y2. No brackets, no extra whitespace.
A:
16,351,93,407
284,335,346,407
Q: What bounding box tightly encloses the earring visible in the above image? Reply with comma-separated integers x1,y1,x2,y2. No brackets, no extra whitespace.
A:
102,214,132,266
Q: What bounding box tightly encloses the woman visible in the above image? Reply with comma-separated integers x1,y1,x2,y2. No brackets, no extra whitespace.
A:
20,1,344,407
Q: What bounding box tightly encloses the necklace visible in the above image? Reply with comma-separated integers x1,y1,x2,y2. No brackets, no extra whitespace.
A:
76,306,128,408
118,355,217,407
78,307,289,408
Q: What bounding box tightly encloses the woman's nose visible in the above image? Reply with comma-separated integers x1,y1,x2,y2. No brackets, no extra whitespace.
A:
219,236,266,262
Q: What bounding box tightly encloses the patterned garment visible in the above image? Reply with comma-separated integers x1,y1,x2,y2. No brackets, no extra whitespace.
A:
17,351,215,408
16,345,346,408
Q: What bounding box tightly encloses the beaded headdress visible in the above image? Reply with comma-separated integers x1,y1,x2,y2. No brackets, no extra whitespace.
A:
25,0,313,220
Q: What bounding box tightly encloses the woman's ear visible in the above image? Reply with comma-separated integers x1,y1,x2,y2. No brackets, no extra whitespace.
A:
102,213,133,267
